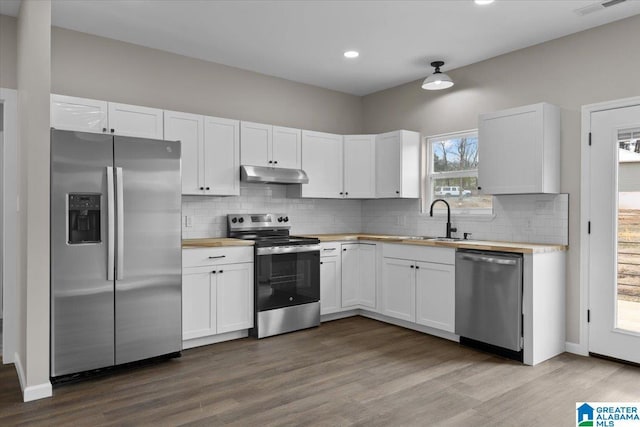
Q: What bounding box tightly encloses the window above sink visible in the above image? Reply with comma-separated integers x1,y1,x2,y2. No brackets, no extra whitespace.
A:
422,130,493,216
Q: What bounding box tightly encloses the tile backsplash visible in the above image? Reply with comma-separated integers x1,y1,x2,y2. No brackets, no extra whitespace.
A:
183,184,568,246
182,183,362,239
361,193,569,245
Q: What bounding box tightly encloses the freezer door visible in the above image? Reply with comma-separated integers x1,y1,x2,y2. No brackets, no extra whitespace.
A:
51,129,115,377
114,136,182,364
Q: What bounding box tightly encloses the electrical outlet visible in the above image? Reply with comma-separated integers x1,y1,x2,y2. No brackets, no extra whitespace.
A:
185,215,193,228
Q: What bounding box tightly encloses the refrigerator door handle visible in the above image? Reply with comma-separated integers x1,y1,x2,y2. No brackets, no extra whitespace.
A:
107,167,115,281
116,167,124,280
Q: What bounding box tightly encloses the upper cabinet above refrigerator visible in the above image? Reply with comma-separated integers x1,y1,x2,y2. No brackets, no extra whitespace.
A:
164,110,240,196
478,102,560,195
51,94,164,139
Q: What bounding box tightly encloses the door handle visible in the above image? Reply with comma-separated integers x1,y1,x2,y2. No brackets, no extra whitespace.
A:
459,254,517,265
106,166,115,281
116,167,124,280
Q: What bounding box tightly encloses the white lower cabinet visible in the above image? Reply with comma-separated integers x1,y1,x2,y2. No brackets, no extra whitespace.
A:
415,261,455,333
381,258,416,322
182,247,253,346
381,244,455,328
182,268,217,340
320,242,341,315
216,263,254,334
341,243,376,309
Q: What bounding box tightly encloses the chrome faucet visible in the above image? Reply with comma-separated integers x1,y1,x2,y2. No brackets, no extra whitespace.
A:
429,199,457,239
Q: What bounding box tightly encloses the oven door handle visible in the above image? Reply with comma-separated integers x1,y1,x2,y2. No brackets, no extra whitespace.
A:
256,245,321,256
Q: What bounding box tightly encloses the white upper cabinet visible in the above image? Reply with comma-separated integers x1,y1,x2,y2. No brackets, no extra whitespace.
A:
375,130,420,198
240,121,302,169
51,94,108,134
108,102,164,139
204,116,241,196
240,121,272,167
164,110,205,195
343,135,376,198
51,94,163,139
272,126,302,169
165,112,239,196
478,102,560,195
300,130,344,198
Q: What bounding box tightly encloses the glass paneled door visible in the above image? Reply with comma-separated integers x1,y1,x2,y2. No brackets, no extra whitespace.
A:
588,104,640,363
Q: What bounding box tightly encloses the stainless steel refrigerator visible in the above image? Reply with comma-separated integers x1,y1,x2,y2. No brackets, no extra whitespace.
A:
50,129,182,378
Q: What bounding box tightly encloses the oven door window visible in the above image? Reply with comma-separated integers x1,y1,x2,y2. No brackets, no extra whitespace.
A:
256,251,320,311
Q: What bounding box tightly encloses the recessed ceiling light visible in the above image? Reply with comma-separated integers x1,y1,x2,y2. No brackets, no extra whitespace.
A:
344,51,359,59
475,0,495,4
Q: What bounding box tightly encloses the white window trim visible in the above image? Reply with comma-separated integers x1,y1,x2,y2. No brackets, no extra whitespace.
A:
421,129,493,216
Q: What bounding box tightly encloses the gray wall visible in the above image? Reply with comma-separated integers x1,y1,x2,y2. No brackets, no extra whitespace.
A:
0,15,17,89
51,26,363,135
16,0,51,396
362,14,640,344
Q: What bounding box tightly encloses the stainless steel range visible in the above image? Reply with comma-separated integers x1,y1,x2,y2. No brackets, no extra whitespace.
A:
228,213,321,338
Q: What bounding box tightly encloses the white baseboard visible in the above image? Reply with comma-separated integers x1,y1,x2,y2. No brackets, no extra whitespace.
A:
14,352,25,391
320,309,359,322
14,352,53,402
565,341,588,356
182,330,248,350
23,382,52,402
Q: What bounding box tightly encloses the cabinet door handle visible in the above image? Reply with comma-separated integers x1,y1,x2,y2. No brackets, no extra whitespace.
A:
323,248,336,251
206,187,210,190
339,192,343,195
343,248,347,251
274,160,278,164
200,187,204,190
219,270,223,274
345,192,349,196
415,266,420,269
212,270,216,274
110,128,115,133
320,261,324,265
410,265,414,268
477,186,482,190
395,190,400,194
268,160,273,164
209,255,226,259
102,127,107,133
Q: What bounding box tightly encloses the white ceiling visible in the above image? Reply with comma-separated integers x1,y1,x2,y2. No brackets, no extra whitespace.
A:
2,0,640,95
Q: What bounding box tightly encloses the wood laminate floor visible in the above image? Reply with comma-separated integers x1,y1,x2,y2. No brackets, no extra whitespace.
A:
1,317,639,426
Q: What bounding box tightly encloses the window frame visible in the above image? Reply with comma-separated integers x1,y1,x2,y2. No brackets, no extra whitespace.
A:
421,129,493,216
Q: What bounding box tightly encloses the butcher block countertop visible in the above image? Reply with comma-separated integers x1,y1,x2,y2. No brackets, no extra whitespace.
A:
182,238,254,248
300,233,567,254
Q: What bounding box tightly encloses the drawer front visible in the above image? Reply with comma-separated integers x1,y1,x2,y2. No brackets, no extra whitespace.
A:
183,247,254,268
320,242,341,257
383,243,454,265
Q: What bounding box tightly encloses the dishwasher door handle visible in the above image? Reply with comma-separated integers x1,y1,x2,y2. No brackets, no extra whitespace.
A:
459,254,518,265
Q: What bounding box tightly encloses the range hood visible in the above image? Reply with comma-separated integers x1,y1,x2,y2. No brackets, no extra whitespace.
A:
240,165,309,184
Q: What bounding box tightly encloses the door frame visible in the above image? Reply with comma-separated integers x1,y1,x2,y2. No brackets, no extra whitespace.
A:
0,88,18,364
580,95,640,356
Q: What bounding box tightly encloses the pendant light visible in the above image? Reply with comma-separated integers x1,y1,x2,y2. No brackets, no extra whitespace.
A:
422,61,454,90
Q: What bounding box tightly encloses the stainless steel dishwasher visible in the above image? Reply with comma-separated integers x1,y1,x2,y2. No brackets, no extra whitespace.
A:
455,249,523,361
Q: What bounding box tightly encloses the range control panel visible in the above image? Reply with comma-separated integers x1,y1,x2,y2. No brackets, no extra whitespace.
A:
227,213,290,231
